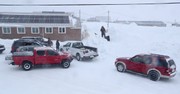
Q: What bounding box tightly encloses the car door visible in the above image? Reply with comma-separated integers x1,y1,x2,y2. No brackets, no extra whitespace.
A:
71,43,79,56
140,56,152,74
63,42,71,52
129,55,145,73
35,50,47,64
46,50,60,64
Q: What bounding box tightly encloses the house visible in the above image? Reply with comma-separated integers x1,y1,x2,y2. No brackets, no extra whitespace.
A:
0,11,81,41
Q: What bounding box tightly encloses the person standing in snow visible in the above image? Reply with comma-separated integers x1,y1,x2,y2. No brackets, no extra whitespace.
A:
47,38,52,47
100,26,106,38
56,40,60,51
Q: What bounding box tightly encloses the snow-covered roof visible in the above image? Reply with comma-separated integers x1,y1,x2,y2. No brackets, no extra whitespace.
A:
0,23,23,27
0,12,70,24
34,47,55,51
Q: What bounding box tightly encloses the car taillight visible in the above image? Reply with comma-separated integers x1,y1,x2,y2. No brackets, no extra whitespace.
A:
166,68,172,73
166,68,176,74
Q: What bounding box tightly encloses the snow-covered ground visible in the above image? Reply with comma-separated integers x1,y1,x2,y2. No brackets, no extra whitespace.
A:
0,22,180,94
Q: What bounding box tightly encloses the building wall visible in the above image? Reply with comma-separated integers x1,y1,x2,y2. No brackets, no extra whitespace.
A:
0,27,81,41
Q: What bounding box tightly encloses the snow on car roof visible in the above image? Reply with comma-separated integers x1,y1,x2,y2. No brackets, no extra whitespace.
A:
34,47,55,51
66,41,82,43
137,53,170,58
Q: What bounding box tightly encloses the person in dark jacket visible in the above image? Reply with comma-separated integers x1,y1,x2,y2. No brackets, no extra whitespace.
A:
100,26,106,38
56,40,60,51
47,38,53,46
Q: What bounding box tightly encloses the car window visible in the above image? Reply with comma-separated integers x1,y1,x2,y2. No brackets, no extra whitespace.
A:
47,50,58,56
28,47,34,51
64,42,71,47
131,56,144,63
14,41,22,47
23,42,32,46
72,43,77,48
32,42,40,46
18,47,25,52
157,57,168,67
37,50,45,56
143,56,152,64
72,42,83,48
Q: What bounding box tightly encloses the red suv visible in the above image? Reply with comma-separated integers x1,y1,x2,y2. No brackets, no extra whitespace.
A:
115,54,176,81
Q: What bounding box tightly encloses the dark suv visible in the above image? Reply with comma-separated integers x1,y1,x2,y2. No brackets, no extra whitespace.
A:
0,44,5,53
115,53,176,81
11,39,43,53
21,36,53,46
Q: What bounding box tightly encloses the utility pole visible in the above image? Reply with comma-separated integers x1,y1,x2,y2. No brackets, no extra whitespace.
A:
79,10,81,27
107,10,110,32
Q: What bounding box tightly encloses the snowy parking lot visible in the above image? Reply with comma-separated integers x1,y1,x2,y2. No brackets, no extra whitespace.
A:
0,22,180,94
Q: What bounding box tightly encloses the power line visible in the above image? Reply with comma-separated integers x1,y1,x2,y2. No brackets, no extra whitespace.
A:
1,2,180,6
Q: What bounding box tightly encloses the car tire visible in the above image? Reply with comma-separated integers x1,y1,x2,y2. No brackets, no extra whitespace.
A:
76,53,81,61
148,71,160,81
61,60,70,68
116,63,125,72
22,61,32,71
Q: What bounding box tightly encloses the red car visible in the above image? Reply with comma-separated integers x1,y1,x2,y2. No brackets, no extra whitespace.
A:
115,54,176,81
11,47,73,71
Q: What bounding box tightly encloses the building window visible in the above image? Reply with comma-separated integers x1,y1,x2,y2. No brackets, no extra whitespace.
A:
17,27,26,34
2,27,11,34
58,27,66,34
31,27,39,34
45,27,53,34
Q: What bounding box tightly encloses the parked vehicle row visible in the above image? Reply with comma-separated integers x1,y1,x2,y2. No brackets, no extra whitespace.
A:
3,36,177,81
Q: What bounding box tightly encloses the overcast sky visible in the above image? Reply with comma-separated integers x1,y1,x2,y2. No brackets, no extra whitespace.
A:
0,0,180,22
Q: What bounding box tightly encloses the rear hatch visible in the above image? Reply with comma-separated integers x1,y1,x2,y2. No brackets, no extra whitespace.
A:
166,58,176,74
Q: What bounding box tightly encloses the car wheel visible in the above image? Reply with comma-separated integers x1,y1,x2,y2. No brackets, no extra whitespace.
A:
148,71,160,81
76,53,81,61
116,63,125,72
61,60,70,68
22,61,32,71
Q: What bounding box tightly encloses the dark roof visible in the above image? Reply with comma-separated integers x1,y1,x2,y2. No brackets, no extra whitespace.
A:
0,14,70,24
